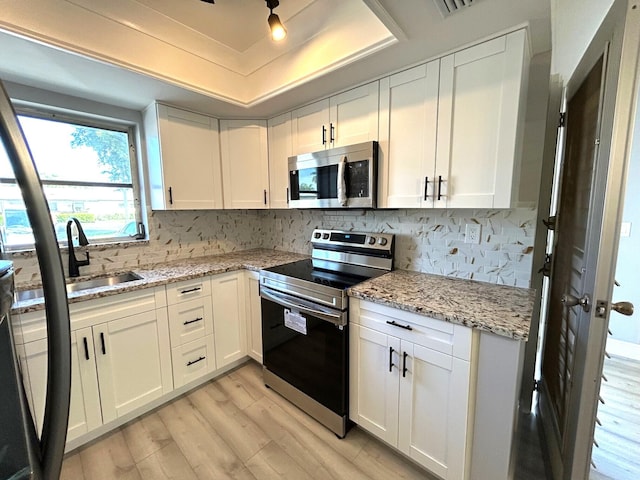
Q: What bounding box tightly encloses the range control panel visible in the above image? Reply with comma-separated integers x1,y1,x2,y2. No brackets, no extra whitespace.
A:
310,229,394,252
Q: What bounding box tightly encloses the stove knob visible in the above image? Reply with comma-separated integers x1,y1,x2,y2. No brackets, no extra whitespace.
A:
322,233,330,240
314,232,322,239
368,236,376,245
378,237,388,246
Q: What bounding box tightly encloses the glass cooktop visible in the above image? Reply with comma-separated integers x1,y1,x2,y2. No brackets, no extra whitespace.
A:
262,258,387,291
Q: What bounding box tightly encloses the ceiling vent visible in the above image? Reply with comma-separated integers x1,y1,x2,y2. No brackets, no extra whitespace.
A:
432,0,479,17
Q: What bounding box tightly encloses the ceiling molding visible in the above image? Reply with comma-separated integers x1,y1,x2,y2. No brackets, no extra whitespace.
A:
0,0,399,107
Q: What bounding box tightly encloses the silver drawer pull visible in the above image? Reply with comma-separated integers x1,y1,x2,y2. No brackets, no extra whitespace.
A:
180,287,202,294
183,317,203,326
386,320,413,331
187,356,206,366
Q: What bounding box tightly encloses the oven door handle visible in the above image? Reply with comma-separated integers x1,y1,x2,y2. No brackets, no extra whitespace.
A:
261,288,346,327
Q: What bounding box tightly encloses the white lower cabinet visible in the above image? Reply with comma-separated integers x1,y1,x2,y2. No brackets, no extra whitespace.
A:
92,308,171,423
211,272,247,368
23,329,101,442
245,270,262,363
166,279,216,387
171,335,216,388
20,287,172,442
350,299,476,480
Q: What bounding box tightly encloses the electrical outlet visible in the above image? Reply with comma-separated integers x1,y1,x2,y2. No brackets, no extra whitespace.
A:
465,224,481,244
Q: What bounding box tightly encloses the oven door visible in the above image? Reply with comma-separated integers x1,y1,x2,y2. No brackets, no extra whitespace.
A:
260,286,347,416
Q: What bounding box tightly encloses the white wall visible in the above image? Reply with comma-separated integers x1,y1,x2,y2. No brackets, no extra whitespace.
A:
610,109,640,345
550,0,615,81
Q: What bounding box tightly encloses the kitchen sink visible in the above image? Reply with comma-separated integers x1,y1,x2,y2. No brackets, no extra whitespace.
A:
15,272,143,302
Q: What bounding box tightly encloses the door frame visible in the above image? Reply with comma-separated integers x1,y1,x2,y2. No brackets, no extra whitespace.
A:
538,1,640,478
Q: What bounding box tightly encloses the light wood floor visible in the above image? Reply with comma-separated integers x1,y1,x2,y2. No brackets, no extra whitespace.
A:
590,354,640,480
60,361,436,480
60,360,551,479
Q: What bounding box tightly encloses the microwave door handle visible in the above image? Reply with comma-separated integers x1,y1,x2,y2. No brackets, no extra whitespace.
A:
337,156,347,206
260,288,345,326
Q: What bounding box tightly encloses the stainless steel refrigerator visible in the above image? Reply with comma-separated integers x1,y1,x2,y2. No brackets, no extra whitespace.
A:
0,81,71,480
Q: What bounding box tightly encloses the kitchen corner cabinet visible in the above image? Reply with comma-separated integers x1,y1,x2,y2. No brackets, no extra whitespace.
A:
291,82,379,155
211,272,247,367
220,119,269,209
144,103,224,210
20,287,172,441
245,270,262,362
349,299,476,480
267,112,292,209
379,29,529,209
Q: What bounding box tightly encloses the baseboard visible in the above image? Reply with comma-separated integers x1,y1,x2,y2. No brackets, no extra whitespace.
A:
64,356,252,453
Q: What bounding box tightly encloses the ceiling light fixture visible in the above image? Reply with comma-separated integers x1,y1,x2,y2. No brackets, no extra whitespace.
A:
266,0,287,42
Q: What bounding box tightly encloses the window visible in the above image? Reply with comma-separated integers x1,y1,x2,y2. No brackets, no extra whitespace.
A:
0,112,142,249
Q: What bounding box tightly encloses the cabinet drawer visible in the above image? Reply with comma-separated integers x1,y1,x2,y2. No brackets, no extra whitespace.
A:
171,335,215,388
166,278,212,304
353,300,473,360
167,297,213,347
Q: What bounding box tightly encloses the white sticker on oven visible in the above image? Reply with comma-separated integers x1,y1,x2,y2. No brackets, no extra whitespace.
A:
284,309,307,335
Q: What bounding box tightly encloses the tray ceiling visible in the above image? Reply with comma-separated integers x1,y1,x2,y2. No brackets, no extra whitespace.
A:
0,0,551,117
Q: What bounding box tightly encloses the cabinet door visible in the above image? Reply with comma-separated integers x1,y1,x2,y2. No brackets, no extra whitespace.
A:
398,341,471,480
291,99,330,154
94,308,172,423
220,119,270,209
379,62,439,208
211,272,247,367
149,105,223,210
245,271,262,363
436,30,528,208
267,112,292,209
349,323,400,446
329,82,379,148
23,330,102,441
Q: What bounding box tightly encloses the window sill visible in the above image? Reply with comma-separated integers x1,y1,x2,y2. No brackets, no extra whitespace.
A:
5,238,150,258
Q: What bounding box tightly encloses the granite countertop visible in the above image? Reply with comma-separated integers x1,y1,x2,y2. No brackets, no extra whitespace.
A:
13,251,534,341
347,270,535,341
12,249,308,314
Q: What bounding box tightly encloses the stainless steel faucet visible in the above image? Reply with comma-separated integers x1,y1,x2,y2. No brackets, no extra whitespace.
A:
66,218,90,277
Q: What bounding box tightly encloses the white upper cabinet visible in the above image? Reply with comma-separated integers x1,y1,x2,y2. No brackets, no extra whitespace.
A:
220,119,270,209
330,82,380,148
267,112,292,209
437,30,529,208
291,82,379,155
379,29,529,209
144,103,223,210
378,61,439,208
291,99,329,155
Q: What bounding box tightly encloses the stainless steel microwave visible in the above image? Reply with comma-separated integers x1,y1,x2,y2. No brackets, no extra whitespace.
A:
288,141,378,209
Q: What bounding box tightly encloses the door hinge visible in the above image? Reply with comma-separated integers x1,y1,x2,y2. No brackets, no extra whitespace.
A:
542,215,556,230
538,254,552,277
533,379,540,391
559,112,566,128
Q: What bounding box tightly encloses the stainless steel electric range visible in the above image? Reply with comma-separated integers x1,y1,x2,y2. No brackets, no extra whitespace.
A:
259,229,394,438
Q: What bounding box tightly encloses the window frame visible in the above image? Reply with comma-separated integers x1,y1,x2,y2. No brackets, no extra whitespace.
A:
0,105,146,251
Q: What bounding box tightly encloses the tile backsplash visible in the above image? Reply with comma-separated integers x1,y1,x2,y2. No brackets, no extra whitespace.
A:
260,208,536,288
7,207,536,288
